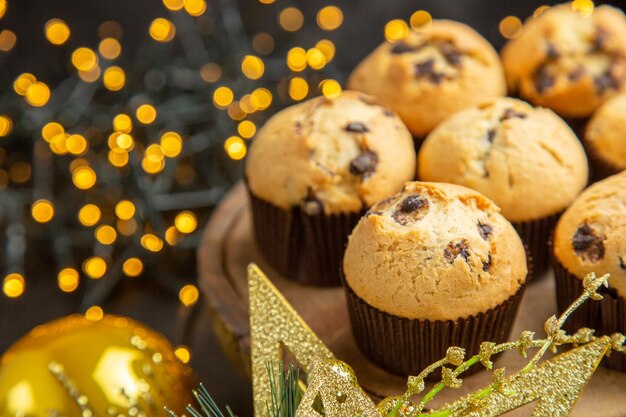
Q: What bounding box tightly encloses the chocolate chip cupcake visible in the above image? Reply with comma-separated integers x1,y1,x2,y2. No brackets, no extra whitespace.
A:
246,91,416,286
343,182,527,376
584,92,626,181
553,171,626,370
502,3,626,119
347,20,506,140
418,97,588,276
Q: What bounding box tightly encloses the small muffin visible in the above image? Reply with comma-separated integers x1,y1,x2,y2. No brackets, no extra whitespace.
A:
348,20,506,139
246,91,416,286
343,182,527,376
502,3,626,119
585,92,626,181
418,97,588,275
553,171,626,370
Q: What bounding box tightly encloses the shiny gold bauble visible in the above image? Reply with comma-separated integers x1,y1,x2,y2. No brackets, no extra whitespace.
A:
0,314,195,417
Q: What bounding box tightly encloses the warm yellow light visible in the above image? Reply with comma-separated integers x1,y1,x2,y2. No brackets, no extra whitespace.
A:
32,199,55,223
25,82,51,107
117,219,137,236
136,104,157,124
78,204,101,226
179,284,199,306
0,29,16,52
278,7,304,32
239,94,259,114
0,115,12,137
141,233,164,252
241,55,265,80
534,5,551,17
116,133,134,150
175,211,197,234
410,10,432,31
72,47,98,71
49,133,69,155
163,0,185,10
95,225,117,245
259,0,275,4
224,136,247,160
45,19,71,46
113,114,132,133
287,47,307,72
73,166,97,190
288,77,308,101
78,65,101,83
252,32,274,55
227,102,246,121
572,0,594,17
0,0,6,19
13,73,36,96
108,149,129,167
160,132,183,157
385,19,409,42
9,162,31,183
251,88,272,110
165,226,183,245
103,66,125,91
85,305,104,321
145,144,164,163
317,6,343,31
320,79,342,99
149,18,176,42
316,39,335,62
306,48,326,70
174,346,191,363
69,158,88,173
122,258,143,277
237,120,256,139
200,63,222,83
213,86,234,108
3,273,25,298
142,157,165,174
98,21,123,39
83,257,107,279
58,268,79,293
499,16,523,39
42,122,64,142
115,200,135,220
98,37,121,60
184,0,206,16
66,134,88,155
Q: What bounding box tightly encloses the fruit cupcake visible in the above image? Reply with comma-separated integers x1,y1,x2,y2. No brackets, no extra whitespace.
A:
246,91,416,286
418,97,588,275
343,182,528,376
348,20,506,140
553,171,626,371
584,92,626,181
502,3,626,119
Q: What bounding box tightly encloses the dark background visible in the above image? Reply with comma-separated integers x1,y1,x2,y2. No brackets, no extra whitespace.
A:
1,1,625,415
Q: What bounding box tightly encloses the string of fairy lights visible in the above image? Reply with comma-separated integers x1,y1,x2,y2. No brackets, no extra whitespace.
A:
0,0,595,361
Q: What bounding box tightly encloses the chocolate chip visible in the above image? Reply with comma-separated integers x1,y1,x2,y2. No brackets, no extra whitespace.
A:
383,109,395,117
345,122,370,133
482,254,492,271
444,240,470,263
591,27,610,52
415,59,445,84
302,192,323,216
390,42,416,54
546,43,560,59
594,71,620,95
500,108,527,120
478,222,493,240
569,67,585,81
486,129,496,143
572,224,605,262
392,195,430,225
534,66,555,94
439,41,462,66
619,256,626,271
349,150,378,179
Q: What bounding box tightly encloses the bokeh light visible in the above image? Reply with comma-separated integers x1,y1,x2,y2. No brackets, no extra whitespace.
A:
279,7,304,32
410,10,432,31
72,166,97,190
288,77,308,101
572,0,594,17
85,305,104,321
95,225,117,245
31,199,55,223
141,233,164,252
42,122,64,142
3,273,25,298
79,65,101,83
99,37,121,60
0,29,16,52
123,258,144,277
175,346,191,363
66,134,88,155
149,18,176,42
200,63,222,83
113,114,132,133
25,82,51,107
320,79,342,99
136,104,157,124
179,284,199,306
14,73,36,96
499,16,523,39
175,211,197,234
9,162,31,183
213,86,234,108
83,256,107,279
78,204,101,226
45,19,71,45
115,200,136,220
163,0,185,10
316,39,335,62
306,48,326,70
184,0,207,16
0,115,12,137
251,88,272,110
287,47,307,72
224,136,247,160
237,120,256,139
58,268,80,293
72,47,98,71
317,6,343,31
252,32,274,55
385,19,409,42
241,55,265,80
160,132,183,157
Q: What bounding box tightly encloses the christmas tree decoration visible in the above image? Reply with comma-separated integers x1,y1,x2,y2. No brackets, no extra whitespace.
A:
0,314,195,417
247,265,626,417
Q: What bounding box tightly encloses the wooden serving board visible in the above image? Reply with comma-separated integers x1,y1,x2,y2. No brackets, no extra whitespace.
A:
197,182,626,416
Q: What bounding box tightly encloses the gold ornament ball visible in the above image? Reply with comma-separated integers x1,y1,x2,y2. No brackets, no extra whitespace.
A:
0,314,195,417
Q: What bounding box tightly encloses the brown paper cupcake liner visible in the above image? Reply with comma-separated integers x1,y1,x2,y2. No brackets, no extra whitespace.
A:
583,140,623,184
512,212,561,278
343,281,526,377
248,188,362,287
553,258,626,371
